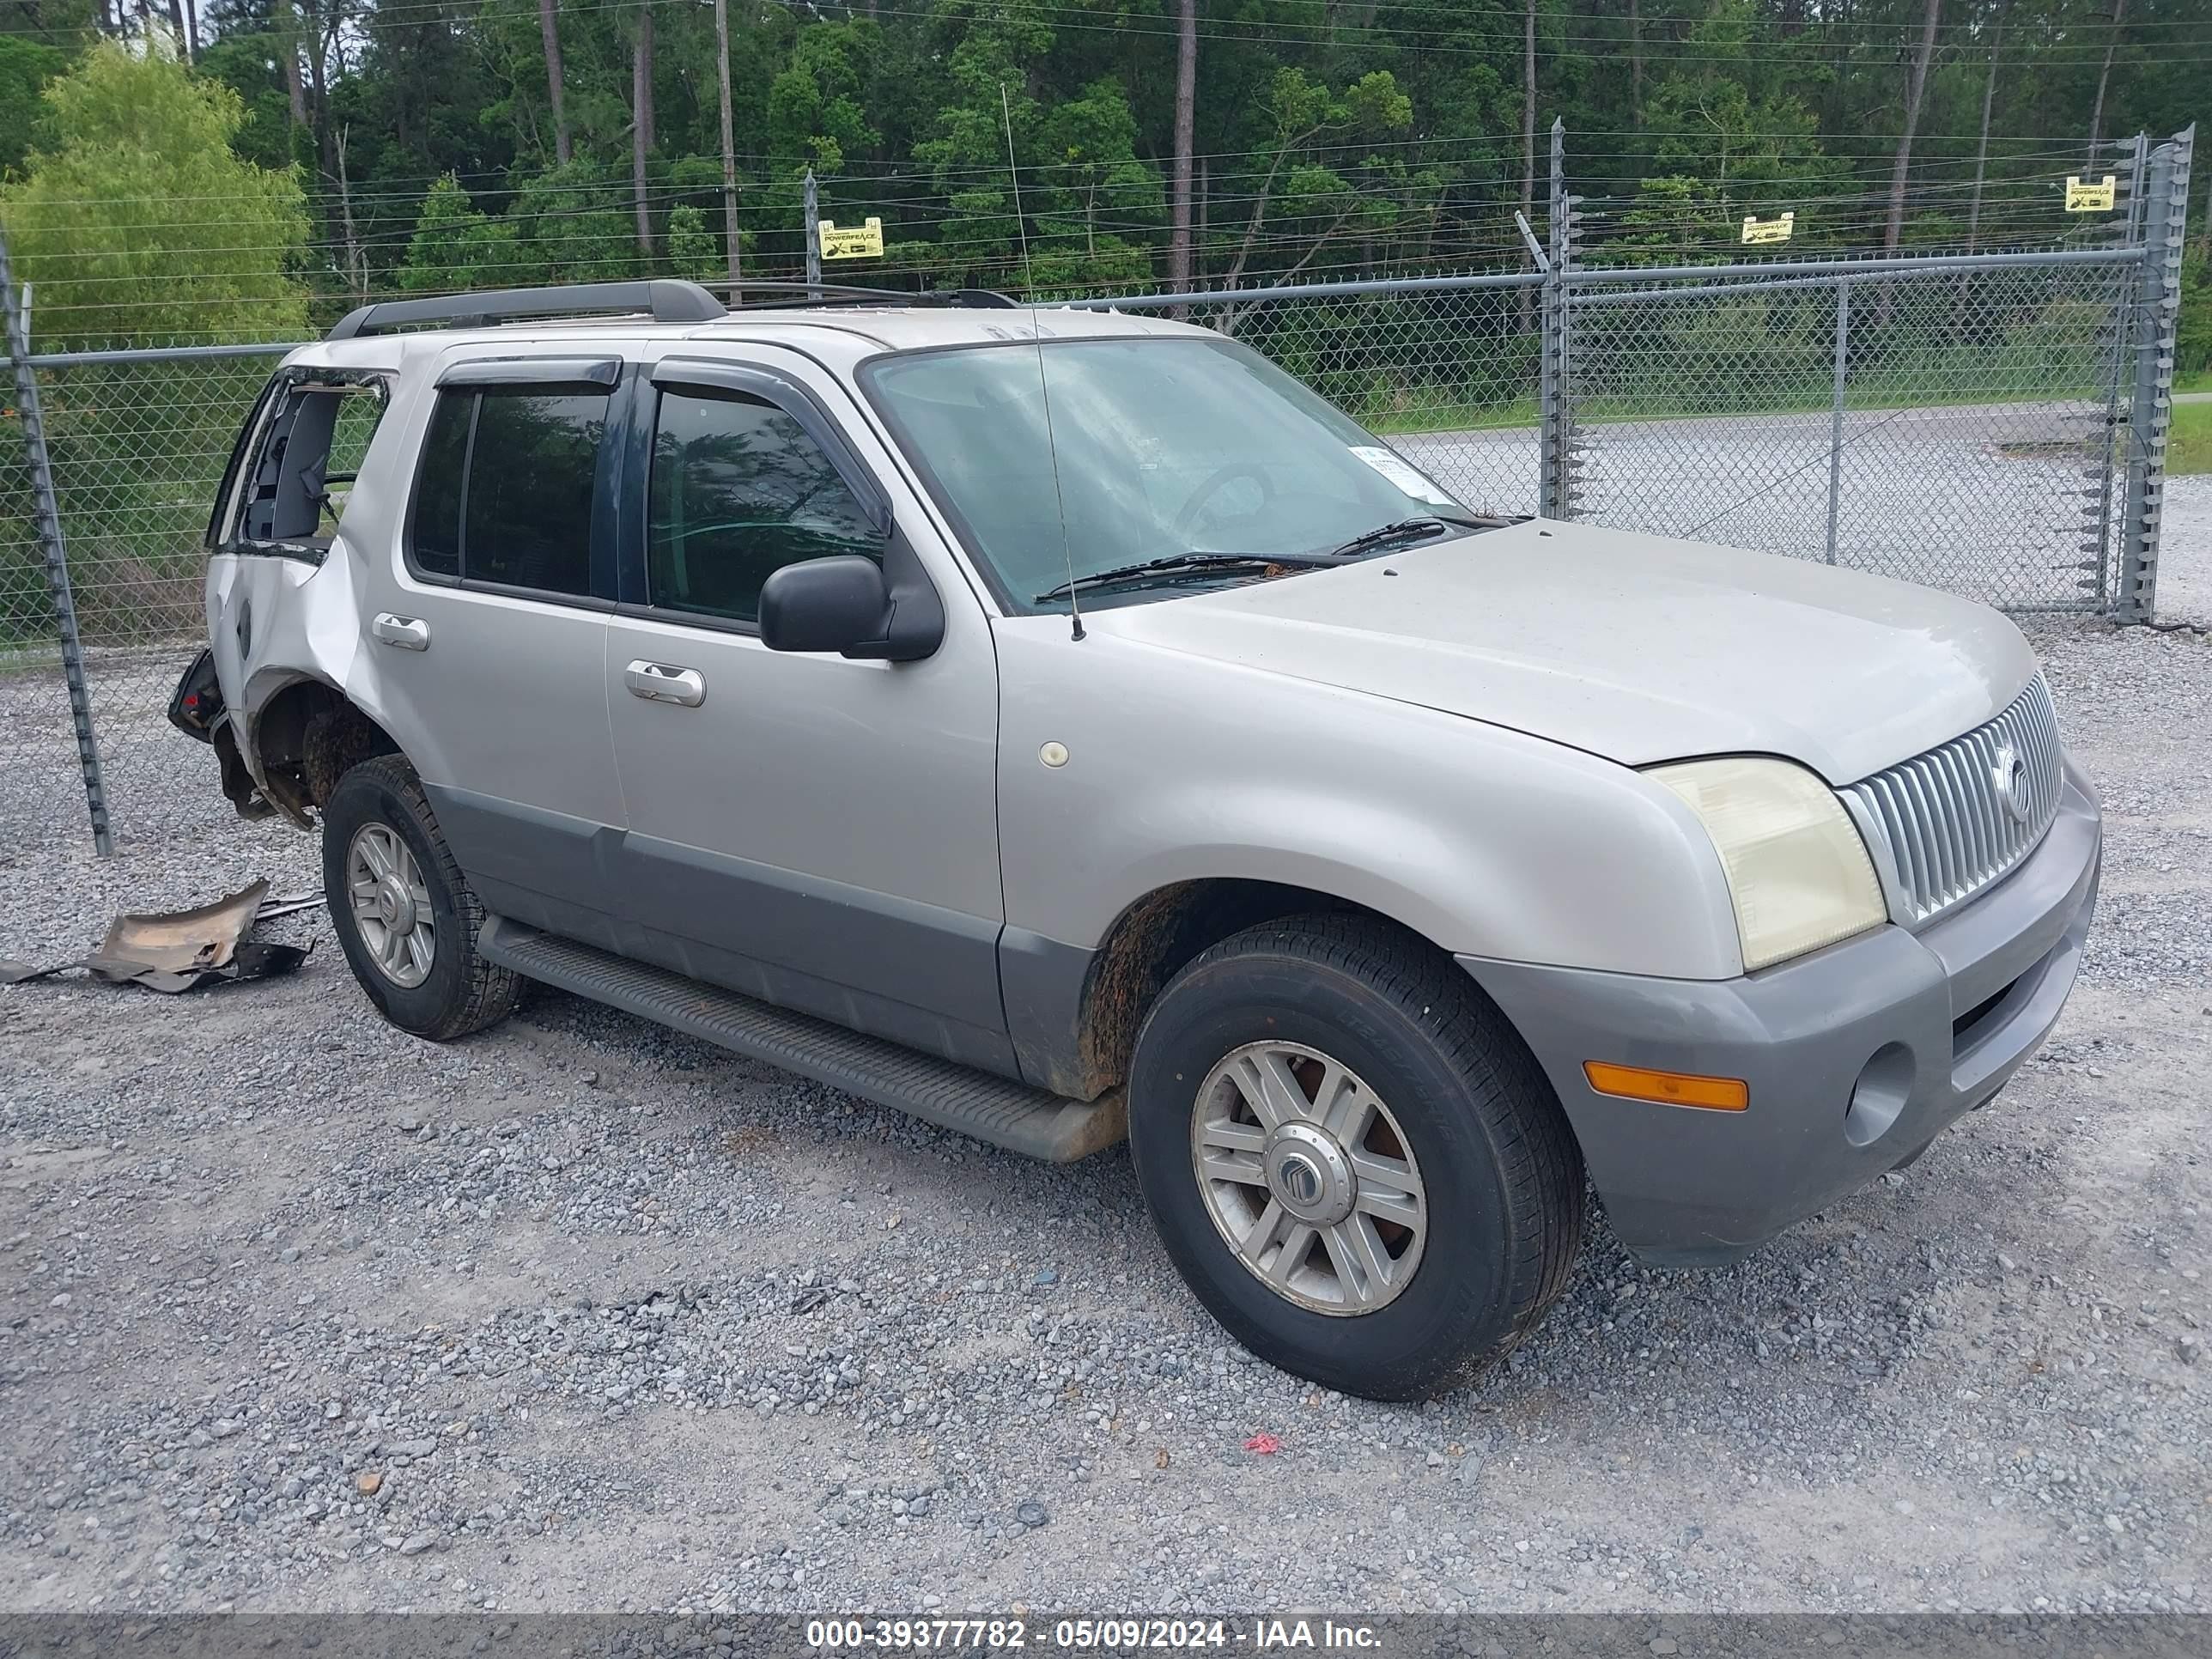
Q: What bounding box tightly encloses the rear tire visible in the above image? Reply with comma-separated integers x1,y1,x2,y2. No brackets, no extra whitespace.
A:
321,755,520,1041
1127,914,1583,1400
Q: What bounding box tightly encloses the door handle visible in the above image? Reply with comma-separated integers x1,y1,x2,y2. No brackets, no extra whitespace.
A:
372,612,430,651
624,659,706,708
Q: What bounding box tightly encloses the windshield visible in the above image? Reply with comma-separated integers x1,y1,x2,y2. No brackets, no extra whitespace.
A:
864,336,1474,613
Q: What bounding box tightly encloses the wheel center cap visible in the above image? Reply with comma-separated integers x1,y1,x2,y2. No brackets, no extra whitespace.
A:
1263,1121,1356,1225
376,877,415,931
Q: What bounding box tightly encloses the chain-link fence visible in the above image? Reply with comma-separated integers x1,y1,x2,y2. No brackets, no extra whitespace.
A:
3,338,290,854
1561,252,2141,610
2,128,2195,855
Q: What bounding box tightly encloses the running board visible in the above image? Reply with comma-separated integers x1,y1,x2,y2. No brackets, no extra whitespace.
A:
477,919,1125,1163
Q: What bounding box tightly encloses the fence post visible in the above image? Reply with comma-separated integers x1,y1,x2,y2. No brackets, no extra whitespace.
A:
1540,117,1577,520
1825,280,1851,566
1,224,113,856
2122,131,2150,247
2081,137,2150,611
802,167,822,291
2118,126,2194,622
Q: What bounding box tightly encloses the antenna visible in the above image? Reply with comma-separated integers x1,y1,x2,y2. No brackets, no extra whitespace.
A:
1001,82,1084,643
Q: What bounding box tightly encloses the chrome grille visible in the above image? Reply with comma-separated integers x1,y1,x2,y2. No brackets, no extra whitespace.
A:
1842,675,2063,926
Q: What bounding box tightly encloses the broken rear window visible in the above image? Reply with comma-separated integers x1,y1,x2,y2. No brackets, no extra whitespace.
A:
212,374,389,559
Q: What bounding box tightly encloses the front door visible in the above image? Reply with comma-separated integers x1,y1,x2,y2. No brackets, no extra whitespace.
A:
602,346,1010,1073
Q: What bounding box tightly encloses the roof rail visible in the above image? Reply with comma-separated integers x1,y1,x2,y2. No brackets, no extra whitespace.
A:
699,280,1022,310
326,280,727,342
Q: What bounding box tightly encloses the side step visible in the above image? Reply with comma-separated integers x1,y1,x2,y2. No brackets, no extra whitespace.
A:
478,920,1125,1163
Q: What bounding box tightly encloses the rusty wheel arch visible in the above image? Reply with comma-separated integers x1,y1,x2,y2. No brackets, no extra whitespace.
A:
1068,879,1392,1098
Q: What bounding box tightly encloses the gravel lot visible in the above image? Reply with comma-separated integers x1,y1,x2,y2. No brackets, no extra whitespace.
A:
1,483,2207,1620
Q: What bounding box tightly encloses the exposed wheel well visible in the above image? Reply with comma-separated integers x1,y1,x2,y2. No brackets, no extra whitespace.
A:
1072,880,1457,1097
249,679,400,823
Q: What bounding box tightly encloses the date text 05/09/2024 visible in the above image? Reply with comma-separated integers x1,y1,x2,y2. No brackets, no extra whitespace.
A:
803,1619,1382,1650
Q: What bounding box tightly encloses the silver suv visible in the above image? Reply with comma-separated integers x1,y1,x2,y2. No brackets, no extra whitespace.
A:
177,280,2101,1400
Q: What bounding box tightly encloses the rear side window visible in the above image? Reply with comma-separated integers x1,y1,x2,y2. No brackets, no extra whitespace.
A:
407,386,605,597
646,387,882,625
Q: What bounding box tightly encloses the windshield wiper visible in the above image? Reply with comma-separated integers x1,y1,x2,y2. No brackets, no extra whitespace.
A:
1032,553,1328,605
1322,514,1486,560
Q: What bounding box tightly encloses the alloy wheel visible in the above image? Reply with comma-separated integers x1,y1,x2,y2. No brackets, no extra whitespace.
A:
346,823,435,989
1189,1040,1428,1315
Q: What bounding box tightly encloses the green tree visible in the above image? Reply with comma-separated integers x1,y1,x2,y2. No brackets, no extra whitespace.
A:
197,0,314,175
1217,70,1415,293
1601,174,1731,263
0,35,68,179
0,37,307,348
767,21,880,173
666,204,725,282
1032,77,1163,282
509,158,636,282
1642,0,1831,221
0,0,101,50
913,0,1055,288
398,174,522,293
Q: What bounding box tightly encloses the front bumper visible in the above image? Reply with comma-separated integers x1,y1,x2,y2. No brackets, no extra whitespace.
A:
1461,760,2101,1267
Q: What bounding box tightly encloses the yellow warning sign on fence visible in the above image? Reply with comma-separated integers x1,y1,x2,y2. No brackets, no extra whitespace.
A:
1741,211,1795,246
2064,175,2117,213
817,217,884,260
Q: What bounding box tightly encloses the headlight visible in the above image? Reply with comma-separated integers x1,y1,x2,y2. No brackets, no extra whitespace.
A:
1649,757,1886,972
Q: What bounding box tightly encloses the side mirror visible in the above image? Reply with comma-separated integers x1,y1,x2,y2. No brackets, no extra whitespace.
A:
758,550,945,662
758,556,890,655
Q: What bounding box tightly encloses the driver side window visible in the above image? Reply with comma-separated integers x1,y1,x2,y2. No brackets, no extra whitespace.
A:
647,386,883,626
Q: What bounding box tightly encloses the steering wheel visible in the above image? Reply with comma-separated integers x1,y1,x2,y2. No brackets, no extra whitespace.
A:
1173,463,1274,538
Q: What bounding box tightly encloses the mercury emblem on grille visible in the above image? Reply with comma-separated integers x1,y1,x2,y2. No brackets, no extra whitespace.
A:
1991,743,2031,825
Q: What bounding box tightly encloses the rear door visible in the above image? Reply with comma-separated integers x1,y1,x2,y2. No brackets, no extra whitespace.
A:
601,345,1011,1073
359,353,629,942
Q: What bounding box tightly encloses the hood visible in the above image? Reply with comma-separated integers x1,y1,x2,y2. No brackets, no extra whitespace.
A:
1086,519,2038,783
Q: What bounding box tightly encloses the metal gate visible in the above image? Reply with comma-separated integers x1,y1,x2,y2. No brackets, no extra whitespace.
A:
1550,125,2195,616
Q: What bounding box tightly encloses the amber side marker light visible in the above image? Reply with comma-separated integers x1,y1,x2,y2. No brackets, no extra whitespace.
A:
1583,1061,1749,1112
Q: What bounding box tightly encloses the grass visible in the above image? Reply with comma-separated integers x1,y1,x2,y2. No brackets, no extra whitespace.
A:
2174,368,2212,394
1367,398,1537,436
2169,400,2212,475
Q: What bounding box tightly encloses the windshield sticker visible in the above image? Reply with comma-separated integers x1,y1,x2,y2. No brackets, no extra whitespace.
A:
1350,446,1455,506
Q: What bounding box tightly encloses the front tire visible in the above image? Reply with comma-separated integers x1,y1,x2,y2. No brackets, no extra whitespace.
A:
1127,915,1583,1400
321,755,520,1041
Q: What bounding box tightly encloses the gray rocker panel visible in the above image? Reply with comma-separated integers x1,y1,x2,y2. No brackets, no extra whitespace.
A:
477,917,1126,1163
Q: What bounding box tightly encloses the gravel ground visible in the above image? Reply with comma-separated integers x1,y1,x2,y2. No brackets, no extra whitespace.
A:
0,483,2207,1620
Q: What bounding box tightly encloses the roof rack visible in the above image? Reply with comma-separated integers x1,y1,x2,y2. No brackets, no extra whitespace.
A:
725,281,1022,310
325,278,1024,341
327,280,728,341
